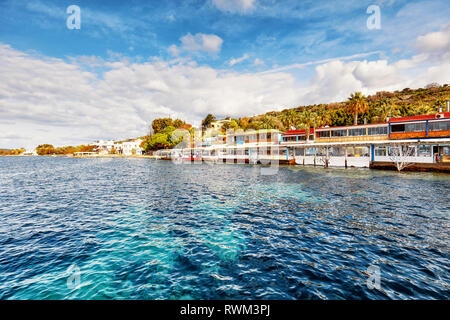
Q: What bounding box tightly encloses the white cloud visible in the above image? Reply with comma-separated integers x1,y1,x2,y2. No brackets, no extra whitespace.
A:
253,58,265,66
168,44,180,56
261,51,384,74
0,44,297,149
416,23,450,62
229,54,249,66
212,0,257,13
301,53,450,105
180,33,223,54
1,23,449,149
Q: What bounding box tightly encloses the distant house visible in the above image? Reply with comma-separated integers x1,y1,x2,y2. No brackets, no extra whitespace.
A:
211,119,231,130
93,140,116,155
120,139,143,156
93,138,143,156
23,149,37,156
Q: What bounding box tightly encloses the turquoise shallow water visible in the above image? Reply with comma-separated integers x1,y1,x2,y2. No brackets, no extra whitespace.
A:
0,157,449,299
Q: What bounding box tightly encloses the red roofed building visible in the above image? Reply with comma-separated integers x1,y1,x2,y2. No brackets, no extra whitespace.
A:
389,112,450,139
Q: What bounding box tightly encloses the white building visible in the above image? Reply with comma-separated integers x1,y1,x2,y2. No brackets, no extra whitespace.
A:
93,138,143,156
93,140,116,155
211,119,231,130
120,139,143,156
23,149,37,156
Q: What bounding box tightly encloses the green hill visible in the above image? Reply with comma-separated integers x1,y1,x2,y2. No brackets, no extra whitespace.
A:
229,84,450,131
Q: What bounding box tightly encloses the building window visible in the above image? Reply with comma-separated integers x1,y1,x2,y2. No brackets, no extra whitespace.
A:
316,147,327,156
429,120,450,131
402,145,416,156
391,124,405,132
368,126,388,135
348,146,369,156
283,136,297,142
375,146,387,156
331,129,347,137
443,146,450,156
329,147,345,156
405,123,426,132
305,147,315,156
295,147,304,156
418,145,431,157
388,146,401,156
348,128,367,136
317,130,330,138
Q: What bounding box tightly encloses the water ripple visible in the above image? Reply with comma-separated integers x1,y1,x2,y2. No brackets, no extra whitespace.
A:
0,157,449,299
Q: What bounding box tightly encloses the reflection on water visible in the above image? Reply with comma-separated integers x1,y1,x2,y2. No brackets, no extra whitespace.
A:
0,157,449,299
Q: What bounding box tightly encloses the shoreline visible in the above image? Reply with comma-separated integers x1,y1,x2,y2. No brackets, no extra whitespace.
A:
2,154,450,173
0,154,159,159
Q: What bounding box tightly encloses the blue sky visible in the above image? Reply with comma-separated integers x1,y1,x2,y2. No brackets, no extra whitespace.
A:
0,0,449,148
1,0,447,70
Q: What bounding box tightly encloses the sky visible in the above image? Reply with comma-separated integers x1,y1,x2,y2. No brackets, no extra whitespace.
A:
0,0,449,149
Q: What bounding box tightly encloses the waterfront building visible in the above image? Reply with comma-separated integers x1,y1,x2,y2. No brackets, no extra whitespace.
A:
120,139,143,156
210,119,231,130
22,149,37,156
93,139,143,156
93,140,116,155
154,112,450,171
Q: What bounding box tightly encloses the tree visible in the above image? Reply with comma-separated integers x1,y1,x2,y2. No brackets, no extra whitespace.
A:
201,114,216,130
221,119,239,133
36,144,55,155
371,98,400,123
173,119,185,129
315,109,331,127
239,117,250,130
295,109,321,141
143,133,171,151
152,118,174,134
170,128,191,149
317,147,332,168
280,109,298,129
330,108,353,126
259,115,282,130
142,125,185,152
0,148,25,156
163,125,176,135
388,143,416,172
346,92,369,125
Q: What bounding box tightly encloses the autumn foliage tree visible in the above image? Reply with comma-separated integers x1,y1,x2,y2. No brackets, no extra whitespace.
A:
151,118,186,134
0,148,25,155
35,144,95,155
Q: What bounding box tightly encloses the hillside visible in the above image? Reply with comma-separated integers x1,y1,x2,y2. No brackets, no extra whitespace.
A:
141,84,450,151
237,84,450,131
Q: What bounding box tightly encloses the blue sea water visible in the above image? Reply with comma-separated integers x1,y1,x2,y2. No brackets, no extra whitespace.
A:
0,157,449,299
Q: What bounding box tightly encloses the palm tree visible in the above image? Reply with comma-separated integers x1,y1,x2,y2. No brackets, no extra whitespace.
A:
201,114,216,130
374,98,400,122
315,111,331,128
296,109,320,141
280,109,297,129
346,92,369,125
260,115,278,129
